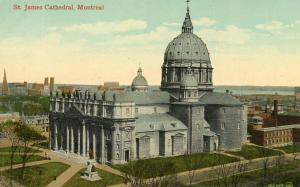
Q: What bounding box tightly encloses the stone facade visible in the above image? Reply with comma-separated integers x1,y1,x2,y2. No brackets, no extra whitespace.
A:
49,4,247,165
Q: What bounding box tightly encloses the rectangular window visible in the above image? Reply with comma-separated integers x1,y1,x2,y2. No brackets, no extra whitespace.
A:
126,108,130,115
221,122,225,130
237,122,240,129
154,107,157,113
135,107,138,115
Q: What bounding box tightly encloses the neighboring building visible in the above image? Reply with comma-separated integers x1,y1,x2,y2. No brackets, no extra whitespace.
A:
0,112,20,123
50,77,55,94
44,77,49,86
2,69,9,96
98,82,125,92
248,116,264,130
295,87,300,100
9,82,28,96
21,115,49,136
49,4,247,165
251,124,300,147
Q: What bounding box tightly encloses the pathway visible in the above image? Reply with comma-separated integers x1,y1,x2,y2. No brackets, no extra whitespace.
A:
46,163,84,187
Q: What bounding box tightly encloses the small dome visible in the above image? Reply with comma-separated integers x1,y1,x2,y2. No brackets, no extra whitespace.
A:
132,67,148,91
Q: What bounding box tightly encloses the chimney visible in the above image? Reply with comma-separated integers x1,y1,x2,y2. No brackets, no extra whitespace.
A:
273,100,279,127
273,100,278,117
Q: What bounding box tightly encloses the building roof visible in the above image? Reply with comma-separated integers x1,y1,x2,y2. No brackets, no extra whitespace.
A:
280,112,300,117
135,113,187,133
97,90,170,105
199,92,243,106
255,124,300,132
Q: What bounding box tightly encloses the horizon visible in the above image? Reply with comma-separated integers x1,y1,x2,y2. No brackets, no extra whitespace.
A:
1,0,300,86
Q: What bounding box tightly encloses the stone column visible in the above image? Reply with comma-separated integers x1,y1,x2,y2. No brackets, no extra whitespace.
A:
66,125,69,152
60,124,63,150
82,121,86,157
62,99,65,113
101,126,105,164
111,130,115,163
71,125,74,153
93,129,96,161
86,126,89,156
54,123,58,150
77,126,81,155
93,103,98,116
49,119,52,150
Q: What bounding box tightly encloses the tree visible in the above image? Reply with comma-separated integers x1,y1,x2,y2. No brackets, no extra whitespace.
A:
229,160,247,187
0,121,21,186
183,152,204,185
15,124,46,179
119,160,147,187
119,158,177,187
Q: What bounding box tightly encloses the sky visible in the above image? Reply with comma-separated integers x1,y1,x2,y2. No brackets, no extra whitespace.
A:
0,0,299,86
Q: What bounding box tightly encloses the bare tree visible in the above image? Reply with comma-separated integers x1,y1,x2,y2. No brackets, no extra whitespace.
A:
213,156,231,187
183,152,204,185
229,160,247,187
119,158,177,187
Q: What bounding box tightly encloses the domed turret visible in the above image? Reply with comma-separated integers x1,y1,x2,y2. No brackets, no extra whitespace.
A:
161,2,214,96
131,67,149,92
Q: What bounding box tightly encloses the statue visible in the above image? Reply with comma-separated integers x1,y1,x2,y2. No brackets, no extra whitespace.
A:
93,93,97,100
81,161,101,181
89,148,94,159
113,93,116,102
102,91,106,101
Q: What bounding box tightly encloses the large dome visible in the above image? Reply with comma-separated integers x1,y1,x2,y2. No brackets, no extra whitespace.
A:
160,5,214,95
164,33,210,64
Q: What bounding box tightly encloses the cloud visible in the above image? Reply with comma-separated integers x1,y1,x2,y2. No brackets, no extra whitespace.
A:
197,25,252,45
256,21,294,31
193,17,216,27
162,22,180,27
98,26,177,46
51,19,147,35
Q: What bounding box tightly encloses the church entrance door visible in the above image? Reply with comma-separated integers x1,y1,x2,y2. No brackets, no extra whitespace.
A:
125,150,129,162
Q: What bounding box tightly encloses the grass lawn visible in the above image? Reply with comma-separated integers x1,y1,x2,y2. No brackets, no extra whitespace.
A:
0,146,42,153
276,144,300,154
2,162,70,187
63,168,125,187
115,153,239,178
193,160,300,187
225,145,283,160
33,141,49,150
0,154,46,167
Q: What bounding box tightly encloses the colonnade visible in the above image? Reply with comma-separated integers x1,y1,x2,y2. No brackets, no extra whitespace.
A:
51,119,107,163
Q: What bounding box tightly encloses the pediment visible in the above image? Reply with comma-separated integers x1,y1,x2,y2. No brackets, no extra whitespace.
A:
65,105,85,117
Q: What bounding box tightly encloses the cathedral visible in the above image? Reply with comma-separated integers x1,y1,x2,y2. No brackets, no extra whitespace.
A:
49,4,247,165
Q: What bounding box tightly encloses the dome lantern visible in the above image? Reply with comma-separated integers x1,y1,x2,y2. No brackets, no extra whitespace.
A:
182,0,193,33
